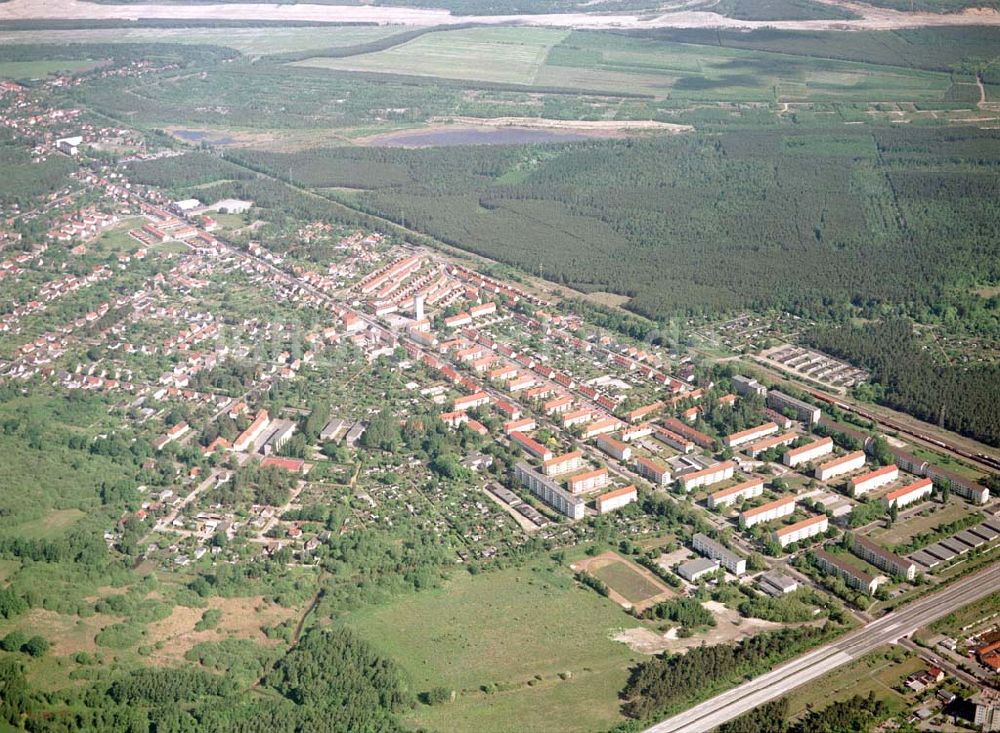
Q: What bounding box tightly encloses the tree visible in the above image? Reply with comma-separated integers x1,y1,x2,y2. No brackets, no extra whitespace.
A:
21,636,48,658
0,631,26,653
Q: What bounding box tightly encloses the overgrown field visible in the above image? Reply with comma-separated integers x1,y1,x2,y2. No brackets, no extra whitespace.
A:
343,560,640,733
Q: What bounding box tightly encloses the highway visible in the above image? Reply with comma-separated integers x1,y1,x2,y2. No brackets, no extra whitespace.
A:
644,562,1000,733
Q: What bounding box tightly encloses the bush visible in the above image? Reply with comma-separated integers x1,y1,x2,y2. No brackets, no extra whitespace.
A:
21,636,48,657
0,631,26,653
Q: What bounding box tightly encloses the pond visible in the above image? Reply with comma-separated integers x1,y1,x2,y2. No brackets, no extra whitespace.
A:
173,129,235,146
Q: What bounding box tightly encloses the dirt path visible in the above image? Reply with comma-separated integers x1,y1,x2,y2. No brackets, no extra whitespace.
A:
3,0,1000,30
977,72,988,108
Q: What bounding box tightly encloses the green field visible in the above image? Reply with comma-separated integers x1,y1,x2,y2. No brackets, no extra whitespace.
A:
295,27,570,86
870,501,975,547
295,27,952,103
929,590,1000,636
344,561,639,733
0,58,101,80
12,509,86,540
590,558,667,604
0,25,403,56
784,646,920,719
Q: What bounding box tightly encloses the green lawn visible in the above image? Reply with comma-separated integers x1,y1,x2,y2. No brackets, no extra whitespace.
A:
344,560,640,733
13,509,85,540
870,500,975,547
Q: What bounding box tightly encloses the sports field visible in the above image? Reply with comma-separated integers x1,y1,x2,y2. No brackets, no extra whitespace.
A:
344,560,639,733
590,558,668,605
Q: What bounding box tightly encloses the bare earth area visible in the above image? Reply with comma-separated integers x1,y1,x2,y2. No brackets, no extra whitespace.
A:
2,0,1000,30
613,601,785,655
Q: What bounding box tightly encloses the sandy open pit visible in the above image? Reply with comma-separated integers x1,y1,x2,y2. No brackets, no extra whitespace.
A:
2,0,999,30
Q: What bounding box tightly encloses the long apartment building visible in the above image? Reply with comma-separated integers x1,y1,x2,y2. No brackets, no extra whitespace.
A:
652,425,694,454
233,409,270,452
692,533,746,575
815,450,867,481
679,460,736,492
515,462,585,520
744,431,797,458
882,477,933,509
740,495,796,528
568,468,609,494
597,434,632,462
774,514,828,548
724,422,778,449
662,417,715,450
581,417,622,440
850,464,899,497
596,485,637,514
783,436,833,468
543,450,584,477
510,431,553,461
708,476,765,510
766,390,821,424
851,534,916,581
633,455,671,486
814,548,882,594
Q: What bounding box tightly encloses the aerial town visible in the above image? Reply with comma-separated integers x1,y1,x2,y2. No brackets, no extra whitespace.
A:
0,18,999,733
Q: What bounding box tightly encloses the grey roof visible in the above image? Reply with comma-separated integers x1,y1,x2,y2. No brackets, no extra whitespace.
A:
678,557,719,578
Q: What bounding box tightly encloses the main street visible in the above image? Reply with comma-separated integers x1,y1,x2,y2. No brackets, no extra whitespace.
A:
645,561,1000,733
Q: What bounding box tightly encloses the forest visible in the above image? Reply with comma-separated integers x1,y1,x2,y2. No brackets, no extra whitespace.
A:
806,318,1000,447
226,124,1000,325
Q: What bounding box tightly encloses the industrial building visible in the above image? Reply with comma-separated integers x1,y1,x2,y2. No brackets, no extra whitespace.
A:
678,557,720,582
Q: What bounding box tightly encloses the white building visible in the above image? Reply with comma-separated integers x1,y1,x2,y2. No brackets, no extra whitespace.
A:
850,464,899,497
596,485,638,514
740,495,796,528
724,422,778,448
815,450,867,481
783,436,833,468
773,514,828,547
692,533,746,575
679,460,736,492
707,477,765,510
882,477,933,509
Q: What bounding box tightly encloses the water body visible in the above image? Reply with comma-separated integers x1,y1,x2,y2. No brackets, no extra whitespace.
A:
365,126,592,147
173,129,235,146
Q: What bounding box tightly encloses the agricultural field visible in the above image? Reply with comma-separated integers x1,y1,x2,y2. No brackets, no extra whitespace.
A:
295,27,571,85
0,24,404,56
295,26,954,103
344,560,641,733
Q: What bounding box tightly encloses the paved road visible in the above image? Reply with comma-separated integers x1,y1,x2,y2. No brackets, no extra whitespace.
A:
645,562,1000,733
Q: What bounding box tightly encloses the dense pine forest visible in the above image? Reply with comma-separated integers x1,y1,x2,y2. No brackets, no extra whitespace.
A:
226,125,1000,324
806,319,1000,447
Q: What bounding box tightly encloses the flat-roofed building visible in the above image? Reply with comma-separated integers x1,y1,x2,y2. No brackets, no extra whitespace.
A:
543,450,583,477
724,422,778,448
851,534,916,581
744,431,797,458
767,390,821,424
783,437,834,468
692,533,746,575
679,460,736,492
633,455,671,486
708,477,765,510
758,571,798,597
882,477,933,509
732,375,766,397
568,468,609,494
597,434,632,462
814,548,883,594
596,485,638,514
850,464,899,497
740,495,796,528
514,462,585,520
774,514,828,548
816,450,867,481
678,557,720,582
